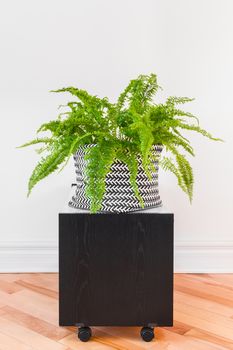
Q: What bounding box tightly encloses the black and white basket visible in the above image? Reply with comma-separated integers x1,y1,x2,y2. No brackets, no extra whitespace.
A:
68,144,163,213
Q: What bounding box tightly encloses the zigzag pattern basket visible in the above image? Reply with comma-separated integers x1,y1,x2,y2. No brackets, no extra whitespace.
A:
68,145,163,213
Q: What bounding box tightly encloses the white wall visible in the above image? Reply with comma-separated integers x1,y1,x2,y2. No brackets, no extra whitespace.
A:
0,0,232,271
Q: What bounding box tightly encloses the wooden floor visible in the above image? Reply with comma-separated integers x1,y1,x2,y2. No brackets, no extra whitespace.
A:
0,274,232,349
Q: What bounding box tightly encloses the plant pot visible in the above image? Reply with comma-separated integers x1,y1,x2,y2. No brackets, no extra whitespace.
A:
68,144,163,213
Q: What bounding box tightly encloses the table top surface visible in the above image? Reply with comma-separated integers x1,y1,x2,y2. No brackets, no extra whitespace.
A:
60,187,173,214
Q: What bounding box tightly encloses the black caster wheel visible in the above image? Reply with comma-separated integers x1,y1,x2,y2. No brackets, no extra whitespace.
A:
77,326,92,342
140,327,154,342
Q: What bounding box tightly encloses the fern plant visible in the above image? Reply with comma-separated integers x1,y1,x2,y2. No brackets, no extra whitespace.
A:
19,74,221,213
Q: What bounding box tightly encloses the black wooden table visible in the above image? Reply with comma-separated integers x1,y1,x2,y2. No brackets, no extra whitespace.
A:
59,204,174,342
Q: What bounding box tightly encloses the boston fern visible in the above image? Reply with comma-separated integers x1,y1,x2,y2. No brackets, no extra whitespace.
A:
19,74,221,212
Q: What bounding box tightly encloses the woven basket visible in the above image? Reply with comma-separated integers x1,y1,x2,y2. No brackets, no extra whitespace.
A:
68,144,163,213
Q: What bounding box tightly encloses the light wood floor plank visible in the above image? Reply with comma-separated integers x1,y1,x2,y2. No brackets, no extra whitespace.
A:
91,328,148,350
210,274,233,285
16,273,58,293
175,275,233,301
0,274,40,283
0,273,232,350
191,274,233,288
0,280,23,294
185,328,233,350
15,279,58,299
174,277,233,308
94,326,227,350
0,289,58,325
0,317,68,350
164,320,191,335
0,332,33,350
59,333,120,350
0,306,71,341
174,300,233,330
157,328,227,350
174,310,233,341
175,291,233,318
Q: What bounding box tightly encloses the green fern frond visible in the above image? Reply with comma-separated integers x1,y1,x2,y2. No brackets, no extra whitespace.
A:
117,74,159,113
17,138,52,148
129,121,154,178
176,153,193,201
27,140,71,196
35,146,49,154
177,122,223,141
85,141,116,213
160,157,187,194
172,109,199,124
168,133,195,156
52,87,112,109
117,148,144,208
167,96,195,105
58,131,108,173
37,120,61,134
52,87,114,130
166,145,194,201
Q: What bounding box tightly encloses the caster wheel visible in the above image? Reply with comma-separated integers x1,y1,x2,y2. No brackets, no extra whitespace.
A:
140,327,154,342
78,326,92,342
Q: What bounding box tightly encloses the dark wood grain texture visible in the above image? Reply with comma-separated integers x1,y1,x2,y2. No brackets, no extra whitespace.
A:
59,213,174,327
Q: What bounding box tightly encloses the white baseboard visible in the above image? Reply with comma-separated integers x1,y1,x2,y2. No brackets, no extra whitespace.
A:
0,240,233,273
0,242,58,273
175,241,233,273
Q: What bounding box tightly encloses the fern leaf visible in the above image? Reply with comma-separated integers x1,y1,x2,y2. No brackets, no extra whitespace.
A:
117,148,144,208
167,96,195,105
173,109,199,124
17,138,52,148
160,157,188,195
177,122,223,141
37,120,61,134
166,145,194,201
176,153,193,201
129,121,154,178
51,87,112,109
117,74,159,113
58,132,103,173
28,141,70,195
85,141,116,212
169,133,195,156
